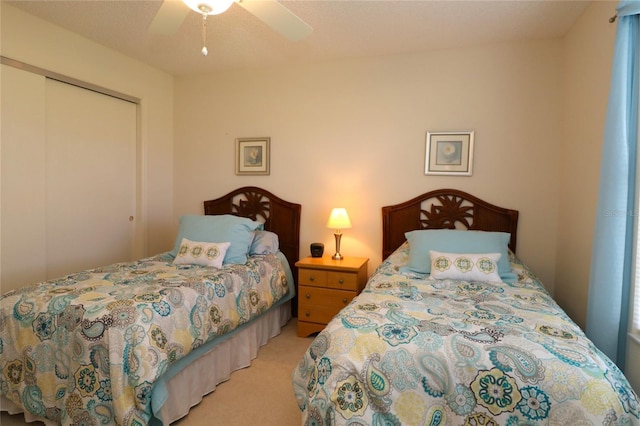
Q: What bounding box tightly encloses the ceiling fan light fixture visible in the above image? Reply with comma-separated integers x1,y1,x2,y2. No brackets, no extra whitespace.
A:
183,0,235,16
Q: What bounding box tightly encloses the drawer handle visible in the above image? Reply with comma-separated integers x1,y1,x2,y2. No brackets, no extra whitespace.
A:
339,278,344,284
309,275,315,281
305,293,311,299
305,311,311,317
342,298,348,304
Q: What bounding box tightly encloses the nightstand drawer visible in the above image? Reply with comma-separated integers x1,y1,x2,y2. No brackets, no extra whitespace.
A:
299,306,342,325
299,269,328,287
326,271,358,291
299,269,359,290
299,286,355,308
299,287,355,323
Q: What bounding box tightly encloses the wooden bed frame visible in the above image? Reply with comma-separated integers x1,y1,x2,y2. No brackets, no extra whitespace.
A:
204,186,302,315
382,188,519,260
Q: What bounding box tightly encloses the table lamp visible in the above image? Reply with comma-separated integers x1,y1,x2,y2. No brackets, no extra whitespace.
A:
327,208,352,260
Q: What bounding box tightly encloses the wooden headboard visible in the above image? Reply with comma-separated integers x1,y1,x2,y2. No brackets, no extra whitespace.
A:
381,188,519,260
203,186,301,315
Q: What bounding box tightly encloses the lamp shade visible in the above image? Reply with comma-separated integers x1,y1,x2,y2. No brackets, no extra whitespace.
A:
327,208,352,230
183,0,235,15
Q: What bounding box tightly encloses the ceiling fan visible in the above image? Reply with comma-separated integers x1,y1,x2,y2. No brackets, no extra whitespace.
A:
149,0,313,56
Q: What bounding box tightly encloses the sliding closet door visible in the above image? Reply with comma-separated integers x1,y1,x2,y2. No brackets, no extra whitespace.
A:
1,64,48,289
45,79,137,278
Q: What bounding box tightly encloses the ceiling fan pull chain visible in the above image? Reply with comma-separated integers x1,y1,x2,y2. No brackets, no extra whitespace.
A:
201,13,208,56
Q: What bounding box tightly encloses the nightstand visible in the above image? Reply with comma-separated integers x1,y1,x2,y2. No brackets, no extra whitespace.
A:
295,256,369,337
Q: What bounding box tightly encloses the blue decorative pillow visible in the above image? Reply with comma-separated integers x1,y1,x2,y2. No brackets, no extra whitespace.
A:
249,230,280,255
170,215,262,264
402,229,516,280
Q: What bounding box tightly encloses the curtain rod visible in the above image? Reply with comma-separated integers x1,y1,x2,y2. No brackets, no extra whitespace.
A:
609,14,617,23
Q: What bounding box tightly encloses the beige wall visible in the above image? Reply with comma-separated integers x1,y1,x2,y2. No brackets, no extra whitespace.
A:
0,0,618,327
174,40,563,291
1,0,636,391
0,4,175,270
558,0,616,330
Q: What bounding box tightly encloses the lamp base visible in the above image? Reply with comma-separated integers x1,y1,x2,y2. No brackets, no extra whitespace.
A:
332,232,344,260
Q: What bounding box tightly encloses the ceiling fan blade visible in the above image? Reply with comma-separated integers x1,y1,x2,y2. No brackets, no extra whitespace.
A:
149,0,191,35
237,0,312,41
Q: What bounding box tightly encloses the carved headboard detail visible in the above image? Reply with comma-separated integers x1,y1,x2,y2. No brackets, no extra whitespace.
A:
382,188,519,260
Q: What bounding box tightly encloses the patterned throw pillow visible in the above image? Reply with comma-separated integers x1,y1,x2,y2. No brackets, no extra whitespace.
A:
173,238,231,268
429,250,502,282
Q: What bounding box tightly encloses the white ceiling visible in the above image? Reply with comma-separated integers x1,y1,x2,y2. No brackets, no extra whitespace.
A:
6,0,596,76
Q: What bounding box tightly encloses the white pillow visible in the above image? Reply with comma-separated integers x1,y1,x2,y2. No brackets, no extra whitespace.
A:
429,250,502,282
173,238,231,268
249,230,280,255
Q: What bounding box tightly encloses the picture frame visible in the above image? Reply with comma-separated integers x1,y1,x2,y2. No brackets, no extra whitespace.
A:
235,137,270,175
425,131,474,176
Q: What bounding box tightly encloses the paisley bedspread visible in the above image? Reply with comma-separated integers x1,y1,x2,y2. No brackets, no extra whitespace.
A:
292,244,640,425
1,252,291,425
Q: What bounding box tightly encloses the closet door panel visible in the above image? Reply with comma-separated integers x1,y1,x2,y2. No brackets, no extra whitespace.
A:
45,79,136,279
0,64,47,291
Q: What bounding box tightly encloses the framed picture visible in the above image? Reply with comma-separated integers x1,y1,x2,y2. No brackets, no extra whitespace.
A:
425,131,474,176
235,137,270,175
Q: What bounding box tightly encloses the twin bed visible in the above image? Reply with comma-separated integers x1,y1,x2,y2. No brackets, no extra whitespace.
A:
292,189,640,425
3,187,638,426
0,186,301,425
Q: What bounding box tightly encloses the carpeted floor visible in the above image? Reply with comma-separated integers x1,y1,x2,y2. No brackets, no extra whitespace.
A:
0,318,315,426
